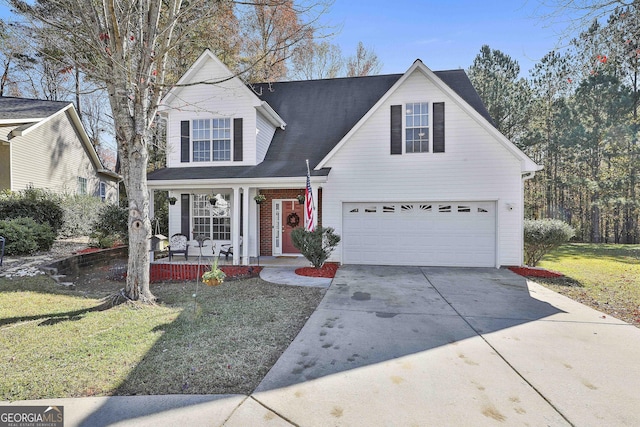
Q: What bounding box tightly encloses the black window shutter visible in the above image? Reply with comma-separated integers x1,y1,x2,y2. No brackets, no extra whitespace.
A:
433,102,445,153
233,118,243,161
180,121,190,162
390,105,402,155
180,194,190,238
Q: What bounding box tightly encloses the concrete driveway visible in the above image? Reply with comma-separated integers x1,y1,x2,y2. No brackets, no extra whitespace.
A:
252,265,640,426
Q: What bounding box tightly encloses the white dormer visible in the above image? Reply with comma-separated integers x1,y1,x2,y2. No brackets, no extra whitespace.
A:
160,50,285,168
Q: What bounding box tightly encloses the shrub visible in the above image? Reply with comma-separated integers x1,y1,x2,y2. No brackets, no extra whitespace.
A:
0,188,64,234
524,219,575,266
291,226,341,268
0,217,56,255
91,203,128,247
58,194,105,238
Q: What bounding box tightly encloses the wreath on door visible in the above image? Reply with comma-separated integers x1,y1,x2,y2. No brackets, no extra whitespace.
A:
286,212,300,228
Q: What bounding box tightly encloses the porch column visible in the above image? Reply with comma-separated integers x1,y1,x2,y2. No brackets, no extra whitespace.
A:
148,190,155,220
148,190,155,262
232,186,241,265
242,187,250,265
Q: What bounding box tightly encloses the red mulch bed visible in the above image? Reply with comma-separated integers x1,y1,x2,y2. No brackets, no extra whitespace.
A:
149,263,262,282
508,266,564,278
76,247,102,254
295,262,339,278
76,244,126,255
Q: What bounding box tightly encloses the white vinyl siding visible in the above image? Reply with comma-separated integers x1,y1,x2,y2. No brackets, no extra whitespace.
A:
164,57,259,167
322,70,524,267
256,112,276,163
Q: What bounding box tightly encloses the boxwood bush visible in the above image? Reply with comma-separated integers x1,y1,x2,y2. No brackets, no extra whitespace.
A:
291,226,341,268
0,188,64,234
524,219,575,266
91,203,129,248
0,217,56,255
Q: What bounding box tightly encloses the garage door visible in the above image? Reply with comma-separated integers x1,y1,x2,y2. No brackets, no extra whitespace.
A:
342,201,496,267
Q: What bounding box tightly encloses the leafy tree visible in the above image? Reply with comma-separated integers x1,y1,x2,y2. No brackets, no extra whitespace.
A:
467,45,531,145
346,41,382,77
523,51,574,221
569,73,632,242
290,37,343,80
240,0,310,82
0,20,35,96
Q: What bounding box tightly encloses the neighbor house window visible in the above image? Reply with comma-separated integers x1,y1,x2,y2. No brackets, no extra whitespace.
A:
192,194,231,241
77,177,87,195
99,181,106,202
192,118,231,162
406,102,429,153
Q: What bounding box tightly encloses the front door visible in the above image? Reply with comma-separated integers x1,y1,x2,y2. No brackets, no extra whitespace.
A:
273,199,304,255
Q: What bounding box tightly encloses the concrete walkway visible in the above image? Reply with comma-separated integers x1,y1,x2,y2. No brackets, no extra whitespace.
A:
260,266,332,288
4,266,640,426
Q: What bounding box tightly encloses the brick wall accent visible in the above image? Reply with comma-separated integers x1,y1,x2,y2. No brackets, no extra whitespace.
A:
258,188,323,256
43,246,128,276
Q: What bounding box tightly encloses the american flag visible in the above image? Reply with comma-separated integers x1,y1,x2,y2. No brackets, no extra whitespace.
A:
305,161,315,231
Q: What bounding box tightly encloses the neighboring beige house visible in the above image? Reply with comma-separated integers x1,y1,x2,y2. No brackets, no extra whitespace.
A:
0,96,120,202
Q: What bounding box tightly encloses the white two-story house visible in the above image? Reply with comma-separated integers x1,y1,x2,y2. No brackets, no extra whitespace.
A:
148,50,540,267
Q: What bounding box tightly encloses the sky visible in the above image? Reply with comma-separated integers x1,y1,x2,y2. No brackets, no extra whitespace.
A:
0,0,572,77
322,0,570,76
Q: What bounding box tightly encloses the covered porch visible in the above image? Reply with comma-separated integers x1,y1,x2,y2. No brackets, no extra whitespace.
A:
148,177,324,266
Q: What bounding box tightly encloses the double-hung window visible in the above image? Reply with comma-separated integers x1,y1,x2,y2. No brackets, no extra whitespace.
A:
192,118,231,162
192,194,231,241
77,177,87,195
405,102,429,153
99,181,106,202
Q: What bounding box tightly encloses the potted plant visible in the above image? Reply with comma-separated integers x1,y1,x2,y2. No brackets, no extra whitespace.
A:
254,194,266,204
296,194,305,204
168,196,177,205
202,258,226,286
209,196,217,206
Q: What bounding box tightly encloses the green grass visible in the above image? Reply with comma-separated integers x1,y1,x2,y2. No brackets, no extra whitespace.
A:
536,243,640,326
0,275,324,401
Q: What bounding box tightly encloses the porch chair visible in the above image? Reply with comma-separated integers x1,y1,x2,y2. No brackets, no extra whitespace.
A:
168,233,189,261
219,236,242,261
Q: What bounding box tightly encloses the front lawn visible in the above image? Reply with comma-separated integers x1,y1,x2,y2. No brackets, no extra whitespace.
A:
535,243,640,326
0,275,324,401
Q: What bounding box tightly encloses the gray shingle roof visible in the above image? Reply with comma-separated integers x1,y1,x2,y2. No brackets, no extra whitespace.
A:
148,69,493,181
0,96,71,121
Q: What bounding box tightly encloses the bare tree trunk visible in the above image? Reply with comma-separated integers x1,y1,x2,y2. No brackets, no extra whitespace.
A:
591,192,600,243
75,65,81,121
114,113,154,303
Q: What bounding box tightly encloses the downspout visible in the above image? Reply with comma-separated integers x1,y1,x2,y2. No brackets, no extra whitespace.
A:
519,171,537,266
